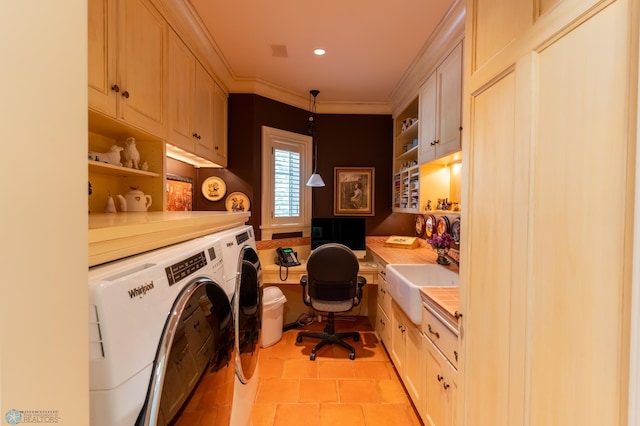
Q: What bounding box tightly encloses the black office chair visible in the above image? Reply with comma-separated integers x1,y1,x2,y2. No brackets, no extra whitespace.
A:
296,243,366,360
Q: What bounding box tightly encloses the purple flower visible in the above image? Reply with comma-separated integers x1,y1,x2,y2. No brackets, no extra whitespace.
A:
427,233,454,249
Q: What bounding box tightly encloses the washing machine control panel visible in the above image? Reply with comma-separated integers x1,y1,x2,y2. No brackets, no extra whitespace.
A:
165,251,207,286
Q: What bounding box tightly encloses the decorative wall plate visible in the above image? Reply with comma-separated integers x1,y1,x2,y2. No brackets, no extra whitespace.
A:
451,219,461,244
425,215,437,239
436,216,451,236
202,176,226,201
225,192,250,212
415,215,426,237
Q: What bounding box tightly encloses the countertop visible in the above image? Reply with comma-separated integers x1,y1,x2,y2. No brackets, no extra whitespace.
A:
366,236,460,327
89,211,251,267
258,235,460,325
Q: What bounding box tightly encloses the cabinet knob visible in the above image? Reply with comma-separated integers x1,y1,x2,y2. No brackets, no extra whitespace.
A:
454,311,463,319
454,350,458,362
443,382,450,390
192,133,201,140
215,146,219,150
427,324,440,339
379,318,386,326
121,90,130,99
110,84,120,93
437,374,444,382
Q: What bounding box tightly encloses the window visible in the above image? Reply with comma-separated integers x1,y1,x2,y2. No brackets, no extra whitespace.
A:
261,126,313,239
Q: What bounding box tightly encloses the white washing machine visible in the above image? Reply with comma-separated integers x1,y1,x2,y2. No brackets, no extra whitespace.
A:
206,225,262,426
88,236,236,425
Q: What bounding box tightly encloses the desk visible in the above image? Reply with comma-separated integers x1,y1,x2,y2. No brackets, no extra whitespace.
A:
261,262,378,286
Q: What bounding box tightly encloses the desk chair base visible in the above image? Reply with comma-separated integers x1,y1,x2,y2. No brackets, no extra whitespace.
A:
296,316,360,360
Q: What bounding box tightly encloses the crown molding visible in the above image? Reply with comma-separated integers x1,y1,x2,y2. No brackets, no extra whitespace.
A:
388,0,466,117
153,0,464,116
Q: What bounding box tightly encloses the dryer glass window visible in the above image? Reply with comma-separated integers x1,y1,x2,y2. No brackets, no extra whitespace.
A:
235,246,262,383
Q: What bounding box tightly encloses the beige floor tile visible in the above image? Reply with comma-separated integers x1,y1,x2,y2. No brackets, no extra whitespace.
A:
317,359,355,379
377,378,412,403
362,403,421,426
255,378,299,403
298,379,339,403
274,403,320,426
282,358,319,379
173,318,423,425
258,357,285,379
353,361,393,380
337,379,380,404
319,403,366,426
251,403,276,426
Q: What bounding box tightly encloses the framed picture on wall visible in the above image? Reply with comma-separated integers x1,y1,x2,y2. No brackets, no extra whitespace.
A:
333,167,375,216
166,174,193,211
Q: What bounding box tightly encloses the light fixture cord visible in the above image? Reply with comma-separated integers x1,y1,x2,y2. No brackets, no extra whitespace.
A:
309,91,319,173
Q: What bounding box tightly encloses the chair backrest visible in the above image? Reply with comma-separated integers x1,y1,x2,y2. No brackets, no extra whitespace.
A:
306,243,360,303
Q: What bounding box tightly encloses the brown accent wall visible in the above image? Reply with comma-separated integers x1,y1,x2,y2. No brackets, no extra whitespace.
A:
196,94,416,240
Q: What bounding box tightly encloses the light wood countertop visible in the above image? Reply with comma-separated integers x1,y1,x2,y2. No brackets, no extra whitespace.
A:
89,211,250,267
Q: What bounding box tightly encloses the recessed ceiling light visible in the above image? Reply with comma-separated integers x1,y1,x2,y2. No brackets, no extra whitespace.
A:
313,48,326,56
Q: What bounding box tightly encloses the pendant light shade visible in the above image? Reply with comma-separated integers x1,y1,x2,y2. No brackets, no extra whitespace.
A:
306,172,325,187
306,89,325,187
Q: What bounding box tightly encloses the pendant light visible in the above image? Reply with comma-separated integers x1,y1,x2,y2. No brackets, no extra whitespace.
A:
306,89,325,187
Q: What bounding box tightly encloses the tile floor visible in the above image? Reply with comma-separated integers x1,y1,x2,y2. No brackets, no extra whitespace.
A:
173,317,422,426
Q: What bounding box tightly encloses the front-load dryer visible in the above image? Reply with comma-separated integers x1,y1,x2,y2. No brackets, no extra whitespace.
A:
88,236,235,426
205,225,262,426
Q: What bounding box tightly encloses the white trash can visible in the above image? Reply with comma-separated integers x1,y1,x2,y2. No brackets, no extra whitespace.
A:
261,286,287,347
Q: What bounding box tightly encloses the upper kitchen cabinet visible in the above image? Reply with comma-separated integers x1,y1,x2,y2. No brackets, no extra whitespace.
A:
419,42,462,165
168,29,227,167
88,0,167,138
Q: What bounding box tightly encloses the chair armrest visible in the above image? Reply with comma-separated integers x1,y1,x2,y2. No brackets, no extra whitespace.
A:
300,275,311,307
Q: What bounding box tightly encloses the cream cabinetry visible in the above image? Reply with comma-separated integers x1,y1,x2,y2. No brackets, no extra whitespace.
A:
88,0,167,137
390,301,423,411
372,255,393,346
392,98,420,212
422,303,458,426
462,0,635,424
168,30,227,166
418,42,462,165
424,334,457,426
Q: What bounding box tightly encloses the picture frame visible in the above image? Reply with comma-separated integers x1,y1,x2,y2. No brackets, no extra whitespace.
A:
166,174,193,211
333,167,375,216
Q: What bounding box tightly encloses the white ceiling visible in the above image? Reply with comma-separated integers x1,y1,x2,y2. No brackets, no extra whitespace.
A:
184,0,457,112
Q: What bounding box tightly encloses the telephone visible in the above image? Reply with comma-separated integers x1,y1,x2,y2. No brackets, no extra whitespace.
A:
276,247,300,267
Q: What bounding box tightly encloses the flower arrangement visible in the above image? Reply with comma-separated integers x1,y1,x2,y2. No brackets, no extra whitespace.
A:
427,233,454,250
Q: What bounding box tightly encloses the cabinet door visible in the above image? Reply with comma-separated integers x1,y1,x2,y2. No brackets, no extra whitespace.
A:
404,322,423,411
419,72,437,164
88,0,116,116
434,43,462,159
212,83,228,167
424,335,447,426
117,0,166,136
167,30,195,151
390,302,406,372
193,62,216,161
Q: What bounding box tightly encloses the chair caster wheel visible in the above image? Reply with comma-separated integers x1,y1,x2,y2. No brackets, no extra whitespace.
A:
310,353,316,361
353,333,360,342
296,335,303,343
349,353,356,360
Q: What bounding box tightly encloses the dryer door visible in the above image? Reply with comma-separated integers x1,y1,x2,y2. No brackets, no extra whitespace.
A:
235,246,262,384
140,278,234,426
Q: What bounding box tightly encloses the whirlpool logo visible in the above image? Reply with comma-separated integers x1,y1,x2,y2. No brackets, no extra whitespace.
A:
127,281,155,299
